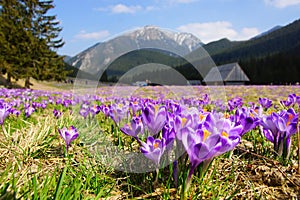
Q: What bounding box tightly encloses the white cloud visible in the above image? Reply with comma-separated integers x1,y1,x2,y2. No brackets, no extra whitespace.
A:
111,4,142,14
264,0,300,8
238,28,260,40
96,4,143,14
74,30,110,40
96,4,155,14
145,6,157,11
177,21,259,43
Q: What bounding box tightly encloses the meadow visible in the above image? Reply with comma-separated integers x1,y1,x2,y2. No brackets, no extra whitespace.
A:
0,85,300,199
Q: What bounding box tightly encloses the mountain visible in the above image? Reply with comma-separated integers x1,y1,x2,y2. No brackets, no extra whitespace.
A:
68,19,300,84
64,62,98,80
63,55,72,63
68,26,203,75
203,19,300,62
200,19,300,84
251,25,282,39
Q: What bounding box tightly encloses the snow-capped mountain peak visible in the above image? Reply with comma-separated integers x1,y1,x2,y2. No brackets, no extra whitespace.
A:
68,25,203,74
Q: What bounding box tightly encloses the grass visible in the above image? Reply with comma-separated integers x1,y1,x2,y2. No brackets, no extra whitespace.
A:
0,85,300,199
0,112,117,199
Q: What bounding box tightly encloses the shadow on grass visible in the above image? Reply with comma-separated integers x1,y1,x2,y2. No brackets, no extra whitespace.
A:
0,74,24,89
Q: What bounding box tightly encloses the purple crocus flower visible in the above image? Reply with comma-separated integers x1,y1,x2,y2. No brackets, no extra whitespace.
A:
100,105,110,117
258,97,272,109
0,103,11,125
129,100,142,115
251,106,265,119
24,103,30,109
79,108,89,119
162,124,176,151
32,102,38,109
228,97,243,111
58,126,79,153
62,99,72,107
53,109,62,119
90,104,101,117
297,95,300,105
232,107,260,136
260,108,298,159
201,93,210,105
41,103,47,109
280,94,297,107
81,102,90,110
120,115,143,139
108,103,129,124
25,107,35,118
141,136,166,166
181,112,242,190
11,108,21,117
142,103,167,136
168,101,182,115
56,98,63,105
171,114,193,140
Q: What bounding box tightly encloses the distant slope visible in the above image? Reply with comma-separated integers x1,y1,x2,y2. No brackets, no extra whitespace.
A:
64,62,98,80
251,25,282,39
199,19,300,84
100,48,200,83
202,38,242,56
203,19,300,64
63,55,72,63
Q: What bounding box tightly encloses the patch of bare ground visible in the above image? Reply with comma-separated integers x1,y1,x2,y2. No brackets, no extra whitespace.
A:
0,74,70,91
229,146,300,199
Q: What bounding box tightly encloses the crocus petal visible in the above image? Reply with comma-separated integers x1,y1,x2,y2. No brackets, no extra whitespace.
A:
263,129,275,143
275,117,287,132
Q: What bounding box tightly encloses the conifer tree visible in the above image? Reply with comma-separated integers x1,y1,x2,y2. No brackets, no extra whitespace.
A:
0,0,66,88
0,0,27,87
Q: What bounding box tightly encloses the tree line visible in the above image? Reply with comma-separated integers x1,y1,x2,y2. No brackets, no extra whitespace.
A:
0,0,67,88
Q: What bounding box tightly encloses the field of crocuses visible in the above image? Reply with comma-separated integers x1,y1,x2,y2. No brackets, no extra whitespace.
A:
1,85,300,199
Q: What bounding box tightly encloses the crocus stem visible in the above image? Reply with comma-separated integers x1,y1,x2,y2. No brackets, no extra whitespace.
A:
297,108,300,174
155,168,159,183
65,146,69,157
2,124,8,138
184,165,195,195
173,161,178,188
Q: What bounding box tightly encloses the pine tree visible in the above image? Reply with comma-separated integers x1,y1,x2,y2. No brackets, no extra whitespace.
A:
0,0,66,88
0,0,28,87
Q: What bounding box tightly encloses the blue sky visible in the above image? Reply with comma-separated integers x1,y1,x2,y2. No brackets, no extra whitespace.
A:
51,0,300,56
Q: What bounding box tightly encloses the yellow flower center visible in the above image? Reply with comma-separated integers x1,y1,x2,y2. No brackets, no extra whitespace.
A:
286,114,294,126
154,142,159,149
224,113,230,119
222,131,229,138
199,114,205,121
268,111,273,115
181,117,187,127
154,105,159,113
127,122,132,130
203,130,211,141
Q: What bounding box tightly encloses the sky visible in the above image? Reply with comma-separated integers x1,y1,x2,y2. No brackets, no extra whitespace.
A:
51,0,300,56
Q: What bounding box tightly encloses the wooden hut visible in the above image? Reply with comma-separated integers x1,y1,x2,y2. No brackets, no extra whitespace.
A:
203,62,250,85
